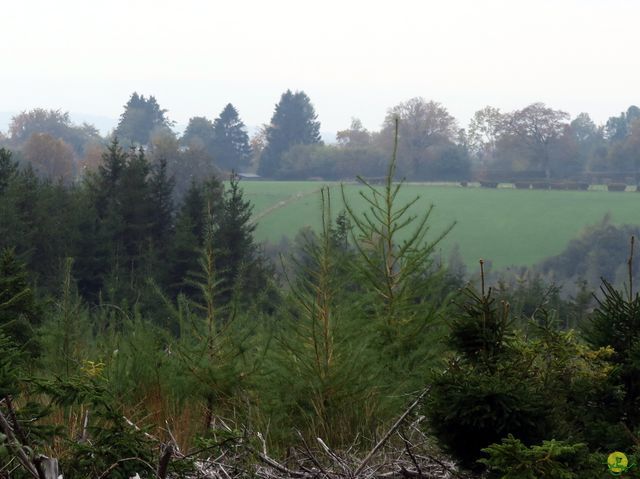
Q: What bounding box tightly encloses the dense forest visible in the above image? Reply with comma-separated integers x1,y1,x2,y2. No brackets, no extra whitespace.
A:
3,92,640,185
3,108,640,478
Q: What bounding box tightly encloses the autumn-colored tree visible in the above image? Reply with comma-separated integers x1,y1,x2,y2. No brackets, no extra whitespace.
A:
9,108,100,154
336,118,372,148
502,103,569,179
22,133,76,182
381,98,464,179
77,141,106,175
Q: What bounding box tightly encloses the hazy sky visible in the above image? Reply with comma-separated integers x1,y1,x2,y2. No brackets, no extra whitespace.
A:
2,0,639,136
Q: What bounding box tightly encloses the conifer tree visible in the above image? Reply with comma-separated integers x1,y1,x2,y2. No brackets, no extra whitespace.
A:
214,173,261,305
340,119,454,381
93,138,127,217
168,177,224,297
211,103,252,171
266,188,377,445
115,92,174,145
85,141,160,299
0,147,18,194
119,148,152,260
584,237,640,429
41,258,88,376
164,206,253,432
168,182,206,297
0,248,41,358
148,157,175,286
149,157,175,245
258,90,322,177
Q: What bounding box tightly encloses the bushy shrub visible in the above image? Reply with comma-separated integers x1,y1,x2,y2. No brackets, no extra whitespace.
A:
423,277,616,470
480,435,603,479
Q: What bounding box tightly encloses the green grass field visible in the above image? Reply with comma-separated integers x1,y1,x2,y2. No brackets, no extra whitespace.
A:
240,181,640,270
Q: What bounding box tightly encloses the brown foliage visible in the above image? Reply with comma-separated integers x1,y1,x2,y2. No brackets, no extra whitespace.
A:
22,133,76,182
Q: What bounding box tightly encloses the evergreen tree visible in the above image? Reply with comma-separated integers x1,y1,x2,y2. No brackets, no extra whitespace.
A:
214,173,261,305
0,248,41,357
265,188,377,445
83,140,129,298
424,276,616,470
584,242,640,431
115,92,173,145
167,177,224,297
0,147,18,195
168,181,206,296
83,141,160,300
41,258,89,376
258,90,322,177
211,103,252,171
118,148,153,277
92,139,127,216
181,116,216,151
148,157,175,286
340,119,454,377
149,157,175,247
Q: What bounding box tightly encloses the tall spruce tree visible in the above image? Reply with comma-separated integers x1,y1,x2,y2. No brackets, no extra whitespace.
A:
118,148,153,282
265,188,378,445
211,104,252,171
115,92,173,145
214,173,260,305
0,148,18,195
168,181,207,296
84,141,160,300
0,248,41,358
167,177,224,297
341,119,454,366
258,90,322,177
148,157,175,286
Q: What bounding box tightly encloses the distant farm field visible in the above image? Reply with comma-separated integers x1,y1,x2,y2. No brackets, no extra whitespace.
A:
240,181,640,270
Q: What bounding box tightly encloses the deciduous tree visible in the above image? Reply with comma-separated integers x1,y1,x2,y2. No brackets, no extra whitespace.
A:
381,98,460,179
22,133,76,182
181,116,215,151
468,106,504,164
8,108,100,155
503,103,569,179
336,118,371,147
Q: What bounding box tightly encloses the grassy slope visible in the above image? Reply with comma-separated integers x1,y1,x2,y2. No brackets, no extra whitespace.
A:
241,181,640,269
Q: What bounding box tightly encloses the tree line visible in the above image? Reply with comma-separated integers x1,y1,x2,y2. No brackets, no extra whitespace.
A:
3,92,640,184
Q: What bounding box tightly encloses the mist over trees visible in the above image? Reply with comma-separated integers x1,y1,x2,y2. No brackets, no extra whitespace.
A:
3,90,640,185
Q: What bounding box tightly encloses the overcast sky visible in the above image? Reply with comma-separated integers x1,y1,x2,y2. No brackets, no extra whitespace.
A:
2,0,638,136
